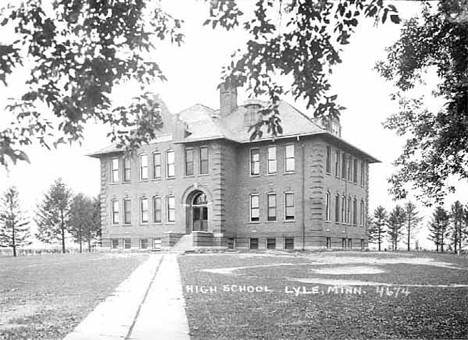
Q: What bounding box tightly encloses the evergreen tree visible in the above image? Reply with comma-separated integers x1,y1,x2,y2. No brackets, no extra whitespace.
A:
36,178,72,253
69,194,101,252
403,201,422,251
368,206,388,251
449,201,465,254
428,206,449,252
0,187,31,256
387,205,406,251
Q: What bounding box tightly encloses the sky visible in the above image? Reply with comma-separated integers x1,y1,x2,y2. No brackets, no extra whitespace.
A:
0,1,464,249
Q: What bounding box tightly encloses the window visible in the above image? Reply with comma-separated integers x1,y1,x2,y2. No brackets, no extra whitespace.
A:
140,197,148,224
353,158,358,183
335,194,340,223
153,153,161,179
341,154,347,179
153,238,162,250
347,197,352,225
267,146,277,174
166,150,175,178
285,238,294,249
353,198,358,226
360,200,365,226
111,158,119,183
325,192,331,222
348,238,353,249
326,237,332,249
250,149,260,175
335,150,340,177
227,238,235,250
267,238,276,249
267,193,277,221
123,199,131,225
341,195,346,224
285,193,295,221
250,194,260,222
111,239,119,249
200,147,209,174
153,196,162,223
250,238,259,250
347,156,352,181
111,199,119,225
326,146,331,173
167,196,175,222
285,144,295,172
360,160,365,185
123,158,131,182
342,238,346,249
140,238,148,249
140,154,148,180
185,148,194,176
124,238,131,249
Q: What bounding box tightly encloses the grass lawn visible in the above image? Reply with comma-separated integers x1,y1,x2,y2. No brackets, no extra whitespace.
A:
0,252,148,340
179,251,468,340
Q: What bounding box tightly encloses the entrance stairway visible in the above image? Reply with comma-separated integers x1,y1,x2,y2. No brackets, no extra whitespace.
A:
169,234,194,253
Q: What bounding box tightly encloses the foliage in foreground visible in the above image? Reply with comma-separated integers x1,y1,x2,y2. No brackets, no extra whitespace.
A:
377,0,468,204
0,0,399,167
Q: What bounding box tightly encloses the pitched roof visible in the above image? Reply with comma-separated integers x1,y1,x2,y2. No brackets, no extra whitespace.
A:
88,98,379,163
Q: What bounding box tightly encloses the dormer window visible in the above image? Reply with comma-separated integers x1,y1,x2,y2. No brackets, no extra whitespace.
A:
243,103,262,127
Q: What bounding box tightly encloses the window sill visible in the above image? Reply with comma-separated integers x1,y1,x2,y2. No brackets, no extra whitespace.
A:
152,178,163,181
266,172,277,176
283,219,295,223
250,174,261,177
198,173,210,177
139,179,149,182
122,223,132,227
166,177,176,180
248,221,260,224
283,171,296,175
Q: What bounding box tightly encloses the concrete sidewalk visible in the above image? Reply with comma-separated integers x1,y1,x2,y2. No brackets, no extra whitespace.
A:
63,254,190,340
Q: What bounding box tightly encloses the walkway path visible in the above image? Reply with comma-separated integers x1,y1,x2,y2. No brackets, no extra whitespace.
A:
63,254,191,340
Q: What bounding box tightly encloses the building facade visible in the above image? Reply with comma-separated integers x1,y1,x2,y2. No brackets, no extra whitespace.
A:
89,86,378,250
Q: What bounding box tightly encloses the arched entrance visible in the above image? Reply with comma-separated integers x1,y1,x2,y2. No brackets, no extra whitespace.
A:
191,191,208,232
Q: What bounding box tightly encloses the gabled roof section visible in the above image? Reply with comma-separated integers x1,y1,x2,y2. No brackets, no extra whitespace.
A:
219,100,325,143
176,104,238,143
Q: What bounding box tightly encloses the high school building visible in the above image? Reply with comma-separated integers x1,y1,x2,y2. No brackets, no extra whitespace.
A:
89,85,378,250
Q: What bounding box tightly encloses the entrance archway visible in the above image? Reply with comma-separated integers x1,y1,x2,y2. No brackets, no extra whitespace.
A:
191,192,208,232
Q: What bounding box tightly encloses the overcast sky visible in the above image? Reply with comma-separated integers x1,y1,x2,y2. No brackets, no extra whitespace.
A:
0,1,464,248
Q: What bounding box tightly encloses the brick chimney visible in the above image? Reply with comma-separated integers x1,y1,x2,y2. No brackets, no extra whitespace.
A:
219,79,237,117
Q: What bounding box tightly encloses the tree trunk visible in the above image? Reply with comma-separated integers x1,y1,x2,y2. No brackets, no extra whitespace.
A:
88,238,91,252
378,230,381,251
60,212,66,254
407,222,411,251
12,225,16,257
79,225,82,254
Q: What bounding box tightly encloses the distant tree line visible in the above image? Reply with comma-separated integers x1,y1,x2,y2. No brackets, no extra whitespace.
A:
368,201,468,253
0,179,101,256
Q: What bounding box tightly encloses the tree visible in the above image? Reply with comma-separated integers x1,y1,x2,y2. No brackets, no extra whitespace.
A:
36,178,73,253
403,201,422,251
449,201,466,254
387,205,406,251
428,206,449,252
0,0,400,166
0,187,31,256
69,193,101,252
376,1,468,204
368,205,387,251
